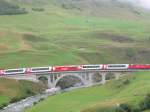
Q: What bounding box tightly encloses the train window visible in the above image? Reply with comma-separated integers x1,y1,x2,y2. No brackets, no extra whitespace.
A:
32,67,50,71
108,65,126,67
5,69,24,73
83,65,100,68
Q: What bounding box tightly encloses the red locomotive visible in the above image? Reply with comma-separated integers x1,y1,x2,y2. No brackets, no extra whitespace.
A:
129,64,150,69
52,65,81,72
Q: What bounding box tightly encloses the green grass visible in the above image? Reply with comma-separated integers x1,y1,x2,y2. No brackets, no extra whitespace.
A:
0,1,150,68
0,78,45,106
26,71,150,112
0,1,150,111
0,96,10,105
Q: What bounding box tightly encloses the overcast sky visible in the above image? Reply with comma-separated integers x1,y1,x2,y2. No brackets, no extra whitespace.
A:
139,0,150,9
119,0,150,9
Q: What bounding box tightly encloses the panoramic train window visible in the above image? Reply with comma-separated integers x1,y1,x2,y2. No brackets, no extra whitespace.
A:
31,67,50,71
108,65,126,67
83,65,100,68
5,69,24,73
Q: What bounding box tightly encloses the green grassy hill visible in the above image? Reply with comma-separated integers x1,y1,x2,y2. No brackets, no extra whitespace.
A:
0,1,150,111
0,0,150,68
26,71,150,112
0,0,27,15
0,78,45,108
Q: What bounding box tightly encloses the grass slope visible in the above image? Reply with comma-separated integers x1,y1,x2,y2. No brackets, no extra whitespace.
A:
0,78,45,107
0,0,27,15
0,0,150,68
26,71,150,112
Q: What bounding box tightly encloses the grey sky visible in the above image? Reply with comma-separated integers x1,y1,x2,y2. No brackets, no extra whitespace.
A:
126,0,150,9
118,0,150,9
139,0,150,9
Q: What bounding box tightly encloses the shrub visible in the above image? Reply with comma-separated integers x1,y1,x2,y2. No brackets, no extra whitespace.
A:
132,106,141,112
117,103,132,112
39,98,45,102
0,105,3,109
116,79,130,88
139,94,150,111
32,8,44,12
9,97,20,103
126,48,136,58
116,93,150,112
148,37,150,41
33,102,38,105
26,88,35,96
106,73,115,80
0,103,8,109
0,0,28,15
115,104,141,112
123,79,130,85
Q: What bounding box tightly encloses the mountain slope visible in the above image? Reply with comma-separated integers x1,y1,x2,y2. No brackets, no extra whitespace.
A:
0,0,27,15
0,78,45,108
0,0,150,68
26,72,150,112
53,0,150,20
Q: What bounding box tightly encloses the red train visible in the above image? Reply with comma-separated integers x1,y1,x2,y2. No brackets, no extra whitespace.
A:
0,64,149,75
128,64,150,69
52,65,81,72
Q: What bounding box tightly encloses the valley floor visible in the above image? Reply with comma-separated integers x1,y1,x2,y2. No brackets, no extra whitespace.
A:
26,71,150,112
0,78,45,109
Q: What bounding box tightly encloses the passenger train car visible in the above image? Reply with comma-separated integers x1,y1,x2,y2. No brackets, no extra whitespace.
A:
80,65,103,70
3,68,26,75
0,64,150,76
107,64,129,70
80,64,129,71
28,67,52,73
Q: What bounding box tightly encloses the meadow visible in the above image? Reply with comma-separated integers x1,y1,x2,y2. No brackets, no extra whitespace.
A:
26,71,150,112
0,2,150,68
0,78,45,108
0,1,150,111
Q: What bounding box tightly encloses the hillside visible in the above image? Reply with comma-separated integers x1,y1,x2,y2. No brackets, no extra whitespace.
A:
26,71,150,112
0,0,150,112
0,0,150,68
54,0,144,19
0,0,27,15
0,78,45,108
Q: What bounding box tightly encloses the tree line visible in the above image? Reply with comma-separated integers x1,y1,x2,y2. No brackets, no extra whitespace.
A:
0,0,28,15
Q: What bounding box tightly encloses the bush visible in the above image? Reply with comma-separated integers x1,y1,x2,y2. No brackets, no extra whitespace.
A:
123,79,130,85
32,8,44,12
148,37,150,41
116,104,132,112
39,98,45,102
126,48,136,58
116,93,150,112
9,96,27,103
116,79,130,88
0,103,8,109
132,106,141,112
139,94,150,111
9,97,21,103
0,105,3,109
0,0,28,15
26,88,36,96
33,102,38,105
106,73,115,80
115,104,141,112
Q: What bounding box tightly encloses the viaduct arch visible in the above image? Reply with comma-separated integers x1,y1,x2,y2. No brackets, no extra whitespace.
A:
3,72,123,89
36,72,112,88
